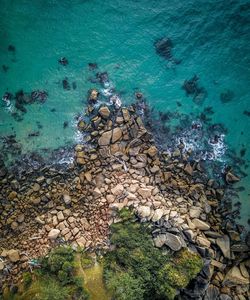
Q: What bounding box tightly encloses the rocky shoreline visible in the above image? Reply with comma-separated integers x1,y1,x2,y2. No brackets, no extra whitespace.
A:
0,89,249,299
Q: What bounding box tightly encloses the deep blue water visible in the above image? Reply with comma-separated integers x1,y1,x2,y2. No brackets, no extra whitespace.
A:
0,0,249,226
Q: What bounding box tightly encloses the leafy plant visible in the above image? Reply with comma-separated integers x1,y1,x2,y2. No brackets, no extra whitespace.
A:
104,210,203,300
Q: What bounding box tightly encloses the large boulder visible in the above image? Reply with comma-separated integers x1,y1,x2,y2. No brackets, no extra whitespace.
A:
137,206,151,218
165,233,183,251
193,219,210,230
223,266,249,286
151,209,164,222
98,130,112,146
98,106,110,119
7,249,20,262
154,234,167,248
112,127,122,143
216,235,231,259
48,229,60,240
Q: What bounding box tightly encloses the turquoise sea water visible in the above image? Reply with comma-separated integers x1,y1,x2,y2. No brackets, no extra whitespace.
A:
0,0,249,226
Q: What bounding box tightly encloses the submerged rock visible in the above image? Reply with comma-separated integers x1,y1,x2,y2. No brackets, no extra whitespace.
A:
225,171,240,184
154,37,173,60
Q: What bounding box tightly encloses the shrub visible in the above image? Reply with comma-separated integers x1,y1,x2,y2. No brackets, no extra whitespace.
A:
104,210,203,300
40,246,75,285
33,279,70,300
107,271,144,300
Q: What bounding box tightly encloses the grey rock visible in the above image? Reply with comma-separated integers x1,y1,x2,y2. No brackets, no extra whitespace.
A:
193,218,210,230
165,232,183,251
216,235,231,259
154,234,166,248
204,285,220,300
63,194,71,205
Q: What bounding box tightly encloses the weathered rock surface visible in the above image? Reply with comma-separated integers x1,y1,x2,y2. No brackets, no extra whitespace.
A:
98,106,110,119
98,130,112,146
216,235,231,259
193,219,210,230
137,206,151,218
151,209,164,222
164,232,183,251
7,249,20,262
137,188,151,199
154,234,166,248
223,266,249,286
48,229,60,240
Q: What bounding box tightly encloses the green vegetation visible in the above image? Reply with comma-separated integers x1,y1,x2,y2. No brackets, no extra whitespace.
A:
103,208,203,300
4,246,89,300
4,209,203,300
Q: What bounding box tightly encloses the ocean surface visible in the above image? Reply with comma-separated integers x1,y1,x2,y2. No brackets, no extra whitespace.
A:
0,0,249,226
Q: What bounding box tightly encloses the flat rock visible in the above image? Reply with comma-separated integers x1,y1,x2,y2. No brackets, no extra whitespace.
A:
189,207,202,219
111,184,124,196
122,108,130,122
7,249,20,262
137,188,151,199
204,231,222,238
184,163,193,175
84,171,92,182
93,187,102,198
48,229,60,240
57,211,64,222
210,259,226,270
204,285,220,300
197,236,211,248
165,232,183,251
239,262,249,279
193,218,210,230
216,235,231,259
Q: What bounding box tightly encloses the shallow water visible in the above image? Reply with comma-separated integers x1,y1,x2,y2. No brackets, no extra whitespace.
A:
0,0,249,226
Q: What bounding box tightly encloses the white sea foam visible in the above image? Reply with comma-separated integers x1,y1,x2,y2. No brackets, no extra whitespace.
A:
174,122,226,163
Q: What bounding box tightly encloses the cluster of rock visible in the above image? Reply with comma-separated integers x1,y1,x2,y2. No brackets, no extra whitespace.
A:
0,89,249,299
